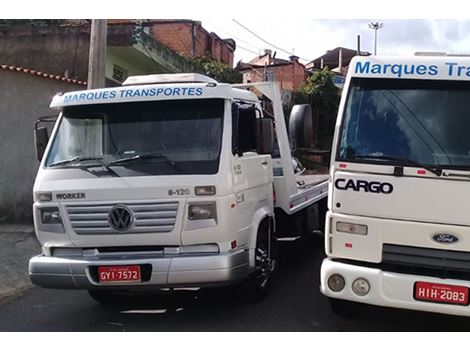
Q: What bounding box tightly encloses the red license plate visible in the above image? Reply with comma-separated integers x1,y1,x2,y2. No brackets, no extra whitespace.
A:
414,281,469,306
98,265,141,284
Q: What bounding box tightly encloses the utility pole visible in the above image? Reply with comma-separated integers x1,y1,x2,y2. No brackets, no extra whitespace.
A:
87,19,107,89
368,22,384,56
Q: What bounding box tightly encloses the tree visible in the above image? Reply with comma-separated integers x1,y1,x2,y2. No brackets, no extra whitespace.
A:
190,56,242,84
294,68,340,150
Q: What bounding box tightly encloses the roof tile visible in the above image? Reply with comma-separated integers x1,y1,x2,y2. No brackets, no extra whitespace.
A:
0,64,87,86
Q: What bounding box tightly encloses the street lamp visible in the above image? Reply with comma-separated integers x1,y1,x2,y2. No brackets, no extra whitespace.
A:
368,22,384,56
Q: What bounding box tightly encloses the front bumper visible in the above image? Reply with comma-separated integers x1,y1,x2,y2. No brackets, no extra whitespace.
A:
320,258,470,317
29,249,249,290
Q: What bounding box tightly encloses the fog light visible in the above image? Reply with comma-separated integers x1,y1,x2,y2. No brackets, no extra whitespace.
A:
327,274,345,292
352,278,370,296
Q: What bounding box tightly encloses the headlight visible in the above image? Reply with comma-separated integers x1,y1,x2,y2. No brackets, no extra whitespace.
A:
188,203,216,220
40,207,62,224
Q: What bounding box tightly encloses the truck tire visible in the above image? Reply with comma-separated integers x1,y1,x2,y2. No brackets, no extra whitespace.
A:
328,297,363,316
238,218,277,302
87,289,118,304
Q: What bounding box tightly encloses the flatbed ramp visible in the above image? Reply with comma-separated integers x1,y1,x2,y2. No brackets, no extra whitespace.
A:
287,174,328,213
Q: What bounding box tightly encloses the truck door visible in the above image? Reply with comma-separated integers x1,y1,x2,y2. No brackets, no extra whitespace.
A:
231,103,273,247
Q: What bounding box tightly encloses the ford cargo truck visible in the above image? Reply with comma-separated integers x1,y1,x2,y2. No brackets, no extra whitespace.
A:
321,54,470,317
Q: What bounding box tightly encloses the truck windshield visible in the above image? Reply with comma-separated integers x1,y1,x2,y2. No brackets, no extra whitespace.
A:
45,99,224,175
338,78,470,169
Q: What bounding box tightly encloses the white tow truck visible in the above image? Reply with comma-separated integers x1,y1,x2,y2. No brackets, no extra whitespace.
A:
321,54,470,317
30,73,328,302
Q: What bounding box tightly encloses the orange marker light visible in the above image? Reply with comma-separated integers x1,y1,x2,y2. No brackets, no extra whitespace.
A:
231,240,237,249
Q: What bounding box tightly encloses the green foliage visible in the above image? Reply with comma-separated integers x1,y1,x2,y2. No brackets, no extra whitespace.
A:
190,57,242,84
294,68,340,150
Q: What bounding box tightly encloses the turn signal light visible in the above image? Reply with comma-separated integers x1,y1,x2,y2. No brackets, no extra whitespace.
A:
195,186,216,196
34,192,52,202
336,221,368,235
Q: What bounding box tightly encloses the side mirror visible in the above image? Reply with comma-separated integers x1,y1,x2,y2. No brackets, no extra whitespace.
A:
256,118,274,155
35,126,49,161
288,104,314,150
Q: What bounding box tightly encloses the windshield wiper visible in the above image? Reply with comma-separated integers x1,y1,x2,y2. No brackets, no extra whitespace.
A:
49,156,106,167
109,153,183,172
49,156,118,176
351,154,442,176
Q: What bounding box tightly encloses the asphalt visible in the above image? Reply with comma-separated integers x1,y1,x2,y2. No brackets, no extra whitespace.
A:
0,225,40,301
0,235,469,331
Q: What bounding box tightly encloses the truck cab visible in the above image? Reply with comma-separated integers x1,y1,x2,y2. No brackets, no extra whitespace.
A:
30,73,328,302
321,55,470,317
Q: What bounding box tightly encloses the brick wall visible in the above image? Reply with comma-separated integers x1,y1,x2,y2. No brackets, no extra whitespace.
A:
242,60,307,91
152,22,193,57
151,21,234,66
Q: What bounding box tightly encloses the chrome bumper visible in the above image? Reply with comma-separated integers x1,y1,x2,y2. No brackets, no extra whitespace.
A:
29,249,249,289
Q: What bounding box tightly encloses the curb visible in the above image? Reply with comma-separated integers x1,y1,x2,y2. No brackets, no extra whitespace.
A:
0,225,40,303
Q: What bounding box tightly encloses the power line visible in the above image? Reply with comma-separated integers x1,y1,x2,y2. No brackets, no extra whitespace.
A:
204,20,262,52
236,44,260,55
232,19,310,62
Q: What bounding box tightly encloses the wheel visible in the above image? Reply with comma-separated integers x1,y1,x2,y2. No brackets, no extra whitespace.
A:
328,297,363,316
87,289,118,304
238,219,277,302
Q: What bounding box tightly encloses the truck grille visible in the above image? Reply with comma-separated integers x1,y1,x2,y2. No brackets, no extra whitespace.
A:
382,244,470,281
66,201,179,235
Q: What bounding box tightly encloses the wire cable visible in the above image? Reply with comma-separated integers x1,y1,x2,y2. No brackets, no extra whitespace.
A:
232,19,310,62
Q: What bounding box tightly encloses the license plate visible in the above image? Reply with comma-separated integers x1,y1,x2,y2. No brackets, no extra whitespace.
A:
98,265,141,284
414,281,469,306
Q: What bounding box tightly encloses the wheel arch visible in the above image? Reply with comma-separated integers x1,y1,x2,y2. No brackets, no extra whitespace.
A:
248,207,274,269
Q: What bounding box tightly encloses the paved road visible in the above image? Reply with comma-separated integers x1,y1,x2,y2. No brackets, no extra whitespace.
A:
0,236,468,331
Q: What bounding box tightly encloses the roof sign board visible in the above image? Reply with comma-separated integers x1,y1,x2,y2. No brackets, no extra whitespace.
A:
50,83,258,109
351,56,470,81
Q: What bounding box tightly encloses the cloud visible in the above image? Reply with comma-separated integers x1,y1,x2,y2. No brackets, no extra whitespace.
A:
202,19,470,64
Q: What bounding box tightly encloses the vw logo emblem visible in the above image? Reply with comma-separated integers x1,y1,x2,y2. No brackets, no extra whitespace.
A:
432,233,459,244
108,205,134,232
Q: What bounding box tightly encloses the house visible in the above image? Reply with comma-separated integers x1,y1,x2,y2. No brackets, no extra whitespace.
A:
147,19,236,67
0,21,204,87
237,50,307,104
305,47,371,76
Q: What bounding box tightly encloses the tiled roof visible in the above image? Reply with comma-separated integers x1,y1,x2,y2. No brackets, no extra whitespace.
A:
0,64,87,86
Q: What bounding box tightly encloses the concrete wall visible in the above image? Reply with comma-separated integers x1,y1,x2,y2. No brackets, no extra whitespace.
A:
0,70,83,223
0,25,91,81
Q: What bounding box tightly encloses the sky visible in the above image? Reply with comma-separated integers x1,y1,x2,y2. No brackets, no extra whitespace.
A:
199,19,470,66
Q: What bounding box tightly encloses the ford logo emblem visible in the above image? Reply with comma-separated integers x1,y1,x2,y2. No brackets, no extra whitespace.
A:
432,233,459,244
